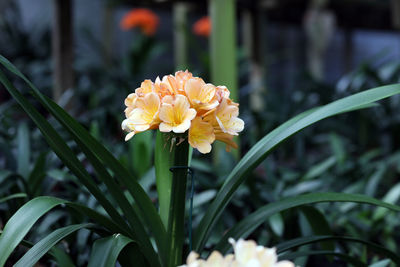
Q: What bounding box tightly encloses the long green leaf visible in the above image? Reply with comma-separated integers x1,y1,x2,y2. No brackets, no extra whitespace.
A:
299,206,334,252
76,138,161,266
0,195,136,266
280,250,365,267
0,55,166,264
87,234,134,267
214,192,400,253
0,69,132,239
194,83,400,251
17,122,30,179
28,152,47,197
65,202,124,234
0,196,65,266
276,235,400,265
15,223,94,267
0,231,75,267
0,193,27,203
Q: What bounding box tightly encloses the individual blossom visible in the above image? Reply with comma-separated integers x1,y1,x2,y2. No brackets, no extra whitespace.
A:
202,98,244,151
120,8,159,36
180,239,295,267
159,95,197,133
185,78,219,113
193,16,211,37
189,117,215,154
215,98,244,136
122,92,161,140
229,238,295,267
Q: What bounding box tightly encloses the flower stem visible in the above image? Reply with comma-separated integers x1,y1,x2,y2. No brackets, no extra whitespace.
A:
155,132,190,266
167,136,189,267
155,132,174,228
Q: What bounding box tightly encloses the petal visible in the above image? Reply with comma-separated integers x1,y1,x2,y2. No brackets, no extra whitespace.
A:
189,117,215,154
173,119,191,133
187,252,199,264
125,131,135,141
174,95,191,114
159,103,175,123
134,124,150,132
159,122,173,132
184,77,206,103
198,83,216,103
129,108,149,124
185,108,197,121
141,79,154,93
275,261,295,267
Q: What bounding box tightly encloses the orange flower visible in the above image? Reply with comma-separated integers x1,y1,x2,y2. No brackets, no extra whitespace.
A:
193,16,211,37
120,8,159,36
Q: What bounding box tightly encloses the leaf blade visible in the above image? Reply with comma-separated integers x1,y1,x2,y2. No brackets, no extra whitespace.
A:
194,84,400,251
0,196,65,266
87,234,134,267
15,223,94,267
214,192,400,253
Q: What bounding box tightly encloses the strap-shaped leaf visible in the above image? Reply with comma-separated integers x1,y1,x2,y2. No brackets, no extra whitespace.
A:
0,69,131,235
0,196,131,266
276,235,400,264
280,250,365,267
299,206,333,252
0,193,27,203
0,65,165,263
194,83,400,252
17,122,30,179
0,197,65,266
15,223,94,267
0,55,166,265
0,232,75,267
87,234,135,267
214,192,400,253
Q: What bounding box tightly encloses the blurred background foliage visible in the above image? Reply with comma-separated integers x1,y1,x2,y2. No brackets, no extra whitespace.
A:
1,0,400,266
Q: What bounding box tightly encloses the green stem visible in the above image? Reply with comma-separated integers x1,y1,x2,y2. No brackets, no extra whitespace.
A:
167,137,189,266
155,133,190,267
155,132,174,228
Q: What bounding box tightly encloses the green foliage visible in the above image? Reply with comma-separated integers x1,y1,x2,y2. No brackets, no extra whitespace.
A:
1,54,400,267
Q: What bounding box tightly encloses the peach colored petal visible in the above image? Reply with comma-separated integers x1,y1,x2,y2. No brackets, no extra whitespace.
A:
185,78,219,112
189,117,215,154
159,95,196,133
121,92,160,139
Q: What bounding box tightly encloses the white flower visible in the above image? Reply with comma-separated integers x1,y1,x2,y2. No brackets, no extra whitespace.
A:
180,239,295,267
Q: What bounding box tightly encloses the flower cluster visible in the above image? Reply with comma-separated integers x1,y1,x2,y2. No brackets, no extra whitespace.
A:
120,8,159,36
180,238,295,267
122,71,244,154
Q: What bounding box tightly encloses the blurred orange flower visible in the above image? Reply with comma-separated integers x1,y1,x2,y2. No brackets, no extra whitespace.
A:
193,16,211,37
120,8,159,36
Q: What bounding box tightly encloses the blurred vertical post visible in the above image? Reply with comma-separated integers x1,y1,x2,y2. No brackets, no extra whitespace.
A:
173,2,189,70
304,0,336,81
209,0,238,101
391,0,400,29
209,0,239,160
52,0,74,105
243,5,265,113
102,2,114,67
